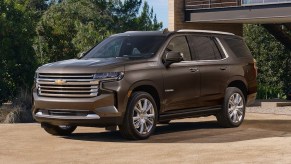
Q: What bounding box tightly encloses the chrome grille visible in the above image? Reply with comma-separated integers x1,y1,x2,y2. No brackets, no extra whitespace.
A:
37,73,99,98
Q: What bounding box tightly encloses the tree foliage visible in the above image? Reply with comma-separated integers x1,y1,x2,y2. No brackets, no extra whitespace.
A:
244,24,291,99
35,0,113,63
0,0,38,103
136,1,162,31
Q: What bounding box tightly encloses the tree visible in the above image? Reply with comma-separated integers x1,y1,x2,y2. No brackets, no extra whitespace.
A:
108,0,162,32
136,1,162,31
244,24,291,99
0,0,38,103
26,0,49,11
35,0,163,64
108,0,143,32
35,0,113,64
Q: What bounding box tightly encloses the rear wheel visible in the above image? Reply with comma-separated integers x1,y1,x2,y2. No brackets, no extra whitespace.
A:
216,87,246,128
119,92,158,140
41,123,77,136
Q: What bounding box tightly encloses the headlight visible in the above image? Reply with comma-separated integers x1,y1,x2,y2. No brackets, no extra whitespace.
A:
34,73,38,82
93,72,124,81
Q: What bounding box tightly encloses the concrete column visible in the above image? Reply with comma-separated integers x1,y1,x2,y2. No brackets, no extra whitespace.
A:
168,0,243,36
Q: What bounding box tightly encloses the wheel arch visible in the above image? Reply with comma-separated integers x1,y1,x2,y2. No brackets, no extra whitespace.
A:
128,81,162,113
227,78,248,101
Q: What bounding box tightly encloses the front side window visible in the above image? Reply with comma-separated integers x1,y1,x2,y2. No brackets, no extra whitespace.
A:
84,36,166,59
187,36,222,60
165,36,191,61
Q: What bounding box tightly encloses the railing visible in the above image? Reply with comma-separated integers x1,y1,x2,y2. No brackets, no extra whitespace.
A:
241,0,291,5
185,0,241,9
185,0,291,10
185,0,240,10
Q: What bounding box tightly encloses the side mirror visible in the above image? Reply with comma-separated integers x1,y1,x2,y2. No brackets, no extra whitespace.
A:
164,51,184,67
78,52,85,59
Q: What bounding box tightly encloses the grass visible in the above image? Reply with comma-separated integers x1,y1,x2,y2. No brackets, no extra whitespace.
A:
0,89,34,123
0,105,33,123
0,105,12,122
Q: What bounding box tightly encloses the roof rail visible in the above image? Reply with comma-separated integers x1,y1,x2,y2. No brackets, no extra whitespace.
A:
177,29,235,35
124,31,162,33
124,31,139,33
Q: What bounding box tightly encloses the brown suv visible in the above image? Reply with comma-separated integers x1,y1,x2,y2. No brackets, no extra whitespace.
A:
32,30,257,140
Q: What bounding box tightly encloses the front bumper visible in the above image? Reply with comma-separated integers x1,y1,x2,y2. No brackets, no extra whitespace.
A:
33,92,123,126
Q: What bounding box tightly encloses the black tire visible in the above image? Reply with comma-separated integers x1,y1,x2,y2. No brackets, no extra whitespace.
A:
119,91,158,140
41,123,77,136
216,87,246,128
158,120,171,124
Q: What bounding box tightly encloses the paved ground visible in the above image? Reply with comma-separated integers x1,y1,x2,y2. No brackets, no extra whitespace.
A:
1,112,291,164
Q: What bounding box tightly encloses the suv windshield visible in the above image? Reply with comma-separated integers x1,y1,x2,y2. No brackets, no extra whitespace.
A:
84,35,166,59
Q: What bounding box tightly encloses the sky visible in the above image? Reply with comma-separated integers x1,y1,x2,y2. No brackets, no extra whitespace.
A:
144,0,168,28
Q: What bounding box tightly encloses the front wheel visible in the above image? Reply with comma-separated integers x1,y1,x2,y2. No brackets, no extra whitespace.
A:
119,92,158,140
216,87,246,128
41,123,77,136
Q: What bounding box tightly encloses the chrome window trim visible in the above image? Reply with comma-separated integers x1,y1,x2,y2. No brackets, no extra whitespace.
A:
190,37,230,62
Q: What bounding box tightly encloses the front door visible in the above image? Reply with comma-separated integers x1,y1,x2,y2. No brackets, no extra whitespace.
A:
162,36,200,112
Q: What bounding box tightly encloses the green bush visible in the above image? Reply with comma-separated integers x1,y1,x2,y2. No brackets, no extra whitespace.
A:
244,24,291,99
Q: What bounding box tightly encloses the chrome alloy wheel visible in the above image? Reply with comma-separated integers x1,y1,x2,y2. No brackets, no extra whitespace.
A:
132,98,155,135
228,93,244,123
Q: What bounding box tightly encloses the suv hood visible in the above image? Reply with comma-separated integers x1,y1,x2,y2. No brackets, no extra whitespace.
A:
37,58,129,74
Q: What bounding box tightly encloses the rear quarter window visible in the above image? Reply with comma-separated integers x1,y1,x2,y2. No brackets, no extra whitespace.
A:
223,38,252,58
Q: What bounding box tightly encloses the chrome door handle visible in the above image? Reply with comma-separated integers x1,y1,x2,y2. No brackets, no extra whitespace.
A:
220,67,227,70
189,68,199,72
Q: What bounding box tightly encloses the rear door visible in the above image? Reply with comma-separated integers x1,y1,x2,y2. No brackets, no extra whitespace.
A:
187,35,230,107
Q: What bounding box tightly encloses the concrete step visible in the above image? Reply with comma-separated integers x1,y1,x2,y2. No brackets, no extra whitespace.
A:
257,99,291,108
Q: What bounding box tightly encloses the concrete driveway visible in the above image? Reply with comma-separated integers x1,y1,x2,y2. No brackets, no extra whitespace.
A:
1,113,291,163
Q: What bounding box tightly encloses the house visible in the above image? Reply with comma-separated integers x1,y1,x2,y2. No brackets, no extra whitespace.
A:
169,0,291,49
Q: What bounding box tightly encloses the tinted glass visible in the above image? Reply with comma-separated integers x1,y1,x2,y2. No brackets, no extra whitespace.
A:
188,36,221,60
165,36,191,61
224,38,251,58
84,36,166,59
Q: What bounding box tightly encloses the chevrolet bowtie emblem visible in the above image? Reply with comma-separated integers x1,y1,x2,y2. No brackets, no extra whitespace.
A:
55,79,66,85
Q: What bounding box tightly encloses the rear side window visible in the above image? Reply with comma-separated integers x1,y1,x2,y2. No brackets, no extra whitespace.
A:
223,38,251,58
187,36,222,60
